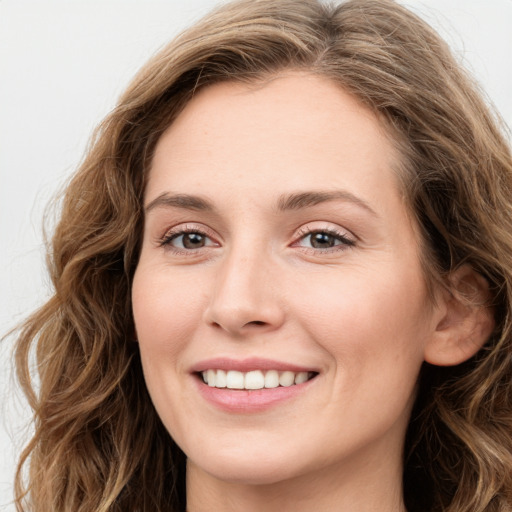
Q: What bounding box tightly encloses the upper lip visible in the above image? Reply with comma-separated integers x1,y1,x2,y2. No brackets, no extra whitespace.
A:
190,357,319,374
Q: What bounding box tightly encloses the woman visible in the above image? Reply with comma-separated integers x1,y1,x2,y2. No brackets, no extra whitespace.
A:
13,0,512,510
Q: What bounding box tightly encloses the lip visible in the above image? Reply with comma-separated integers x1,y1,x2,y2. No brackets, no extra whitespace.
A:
193,376,317,413
190,357,319,413
190,357,318,373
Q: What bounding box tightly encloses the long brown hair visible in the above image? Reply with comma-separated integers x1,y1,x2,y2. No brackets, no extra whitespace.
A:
14,1,512,510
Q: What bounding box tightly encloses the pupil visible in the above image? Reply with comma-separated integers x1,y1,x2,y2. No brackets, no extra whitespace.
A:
311,232,334,248
183,233,205,249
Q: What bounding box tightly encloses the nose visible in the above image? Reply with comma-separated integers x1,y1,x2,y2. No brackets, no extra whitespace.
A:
203,247,285,337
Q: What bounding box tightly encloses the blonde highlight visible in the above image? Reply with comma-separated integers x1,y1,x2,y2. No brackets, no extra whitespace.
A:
14,1,512,511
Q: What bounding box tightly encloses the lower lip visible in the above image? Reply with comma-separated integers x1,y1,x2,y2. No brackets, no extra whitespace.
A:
194,376,316,413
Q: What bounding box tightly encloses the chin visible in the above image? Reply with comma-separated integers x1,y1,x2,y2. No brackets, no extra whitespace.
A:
187,444,307,486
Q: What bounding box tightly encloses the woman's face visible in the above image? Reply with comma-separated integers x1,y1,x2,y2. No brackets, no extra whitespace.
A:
132,73,442,485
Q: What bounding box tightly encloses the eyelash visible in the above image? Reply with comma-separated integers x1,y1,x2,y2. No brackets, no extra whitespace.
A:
158,225,218,254
293,226,355,253
158,225,355,255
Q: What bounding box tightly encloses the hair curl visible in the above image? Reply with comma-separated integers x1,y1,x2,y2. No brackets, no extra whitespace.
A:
14,0,512,511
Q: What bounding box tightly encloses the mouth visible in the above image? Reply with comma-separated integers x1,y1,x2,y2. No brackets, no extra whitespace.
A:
199,369,318,390
191,359,320,412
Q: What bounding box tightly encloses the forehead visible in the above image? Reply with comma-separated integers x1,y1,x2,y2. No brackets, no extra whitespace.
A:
147,73,402,212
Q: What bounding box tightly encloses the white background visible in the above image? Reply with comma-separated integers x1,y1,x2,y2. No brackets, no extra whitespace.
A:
1,1,511,509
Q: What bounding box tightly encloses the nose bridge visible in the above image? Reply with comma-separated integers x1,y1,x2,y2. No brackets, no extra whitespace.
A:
204,238,284,334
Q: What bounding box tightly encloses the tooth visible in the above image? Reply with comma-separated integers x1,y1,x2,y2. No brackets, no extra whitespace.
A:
226,370,244,389
216,369,227,388
295,372,309,384
203,368,311,389
264,370,279,388
245,370,265,390
207,369,216,387
279,371,295,387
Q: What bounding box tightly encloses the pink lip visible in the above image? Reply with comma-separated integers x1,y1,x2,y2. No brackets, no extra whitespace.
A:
189,357,319,413
190,357,317,373
194,377,316,413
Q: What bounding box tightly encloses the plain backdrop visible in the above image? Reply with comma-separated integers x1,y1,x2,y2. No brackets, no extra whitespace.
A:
1,1,511,510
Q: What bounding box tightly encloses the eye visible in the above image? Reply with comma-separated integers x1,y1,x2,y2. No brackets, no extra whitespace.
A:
306,231,342,249
294,227,355,251
172,232,209,249
160,227,218,251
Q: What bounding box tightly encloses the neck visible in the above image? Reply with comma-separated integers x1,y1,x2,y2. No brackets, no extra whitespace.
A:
186,445,407,512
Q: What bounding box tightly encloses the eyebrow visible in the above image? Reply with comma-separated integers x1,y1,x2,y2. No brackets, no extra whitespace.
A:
277,190,378,217
145,192,214,213
145,190,377,217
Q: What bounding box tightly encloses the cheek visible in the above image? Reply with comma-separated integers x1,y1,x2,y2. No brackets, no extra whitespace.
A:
131,265,207,368
131,264,209,438
291,263,430,383
310,283,426,442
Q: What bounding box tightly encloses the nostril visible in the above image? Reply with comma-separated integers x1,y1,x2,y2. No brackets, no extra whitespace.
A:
247,321,266,326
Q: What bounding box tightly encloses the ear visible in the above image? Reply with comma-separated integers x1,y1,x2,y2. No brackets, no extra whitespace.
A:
424,265,495,366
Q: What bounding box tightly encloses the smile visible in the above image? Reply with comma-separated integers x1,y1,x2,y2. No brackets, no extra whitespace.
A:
191,359,320,412
201,369,316,390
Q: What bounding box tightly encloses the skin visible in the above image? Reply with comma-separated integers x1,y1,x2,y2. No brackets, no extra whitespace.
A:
132,73,458,511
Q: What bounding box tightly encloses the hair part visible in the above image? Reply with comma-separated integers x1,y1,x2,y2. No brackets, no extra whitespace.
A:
14,1,512,511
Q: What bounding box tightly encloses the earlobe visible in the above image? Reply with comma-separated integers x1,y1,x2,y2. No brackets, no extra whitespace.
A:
424,265,495,367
